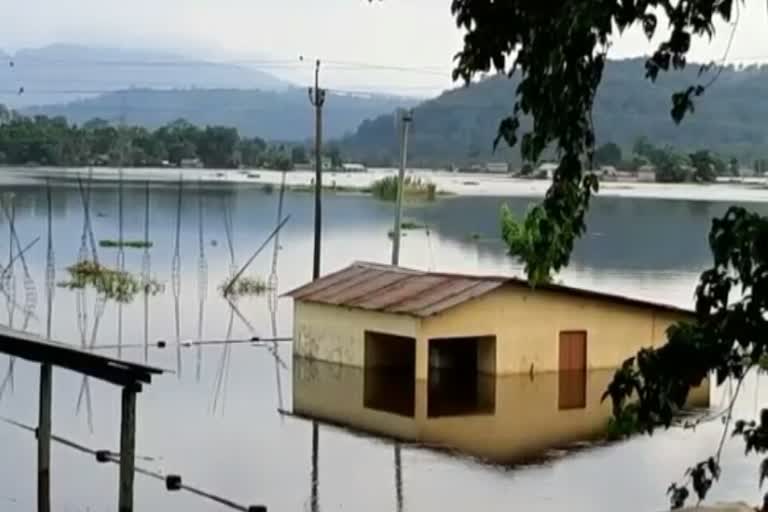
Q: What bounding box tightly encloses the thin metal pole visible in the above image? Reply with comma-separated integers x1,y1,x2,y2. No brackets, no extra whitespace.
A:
309,59,326,281
311,422,319,512
223,215,291,296
37,363,52,512
394,444,403,512
391,110,413,266
118,386,137,512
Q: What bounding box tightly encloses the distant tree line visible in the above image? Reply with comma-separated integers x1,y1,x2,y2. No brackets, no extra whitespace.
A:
0,109,342,170
592,137,743,183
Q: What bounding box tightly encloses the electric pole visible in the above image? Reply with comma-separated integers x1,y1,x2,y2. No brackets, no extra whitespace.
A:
308,59,326,281
391,109,413,266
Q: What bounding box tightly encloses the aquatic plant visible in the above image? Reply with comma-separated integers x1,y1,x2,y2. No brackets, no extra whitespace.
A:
370,176,438,202
220,275,270,297
99,239,154,249
400,220,425,230
58,260,163,303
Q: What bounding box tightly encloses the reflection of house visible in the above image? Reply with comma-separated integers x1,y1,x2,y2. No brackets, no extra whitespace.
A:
286,262,693,379
292,358,709,464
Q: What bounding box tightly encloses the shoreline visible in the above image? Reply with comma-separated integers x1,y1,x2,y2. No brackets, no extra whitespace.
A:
1,166,767,203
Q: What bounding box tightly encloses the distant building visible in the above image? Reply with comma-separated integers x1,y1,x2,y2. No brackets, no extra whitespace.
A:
341,163,367,173
636,165,657,182
180,158,203,169
599,166,634,181
485,162,510,173
739,167,756,178
308,157,332,171
536,162,559,179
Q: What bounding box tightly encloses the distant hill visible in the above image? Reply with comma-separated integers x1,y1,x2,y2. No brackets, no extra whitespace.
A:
339,58,768,167
0,44,291,108
22,88,418,140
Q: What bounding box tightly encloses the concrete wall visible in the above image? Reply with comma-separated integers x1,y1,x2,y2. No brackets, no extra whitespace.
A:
420,286,691,376
293,301,420,368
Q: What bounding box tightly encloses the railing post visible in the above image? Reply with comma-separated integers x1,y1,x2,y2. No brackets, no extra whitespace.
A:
38,363,52,512
118,385,138,512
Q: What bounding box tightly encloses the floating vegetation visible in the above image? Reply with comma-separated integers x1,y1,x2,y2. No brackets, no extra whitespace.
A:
220,275,270,297
400,220,425,230
99,239,154,249
262,183,275,194
58,260,163,303
370,176,438,202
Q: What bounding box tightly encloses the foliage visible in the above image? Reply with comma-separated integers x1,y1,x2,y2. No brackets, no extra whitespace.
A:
291,145,308,164
370,176,437,202
401,220,425,230
325,144,343,168
448,0,768,509
99,239,154,249
603,206,768,508
0,112,270,169
689,150,723,182
451,0,741,281
220,275,269,297
594,143,623,168
341,58,768,167
58,260,162,303
256,144,294,171
655,149,692,183
755,159,768,176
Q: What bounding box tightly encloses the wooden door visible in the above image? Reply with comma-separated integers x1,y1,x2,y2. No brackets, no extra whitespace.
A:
559,331,587,410
559,331,587,371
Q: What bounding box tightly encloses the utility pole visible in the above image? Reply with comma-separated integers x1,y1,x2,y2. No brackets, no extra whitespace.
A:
391,109,413,266
308,59,326,280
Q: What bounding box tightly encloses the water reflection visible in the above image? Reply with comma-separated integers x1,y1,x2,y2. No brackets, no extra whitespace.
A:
0,176,750,511
294,358,710,465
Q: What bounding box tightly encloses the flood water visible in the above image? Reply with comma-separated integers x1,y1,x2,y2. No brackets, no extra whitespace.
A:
1,173,767,511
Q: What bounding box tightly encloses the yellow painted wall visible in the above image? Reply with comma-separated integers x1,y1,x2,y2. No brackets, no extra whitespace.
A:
420,286,691,376
294,285,691,378
293,301,420,368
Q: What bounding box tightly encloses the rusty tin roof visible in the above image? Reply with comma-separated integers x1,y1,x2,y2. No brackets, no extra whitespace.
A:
285,262,694,318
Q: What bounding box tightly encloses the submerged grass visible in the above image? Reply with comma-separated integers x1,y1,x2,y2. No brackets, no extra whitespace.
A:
370,176,438,202
400,220,425,230
58,260,163,303
220,275,270,297
99,239,154,249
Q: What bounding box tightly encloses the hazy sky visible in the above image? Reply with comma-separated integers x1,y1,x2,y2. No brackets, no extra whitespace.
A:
5,0,768,96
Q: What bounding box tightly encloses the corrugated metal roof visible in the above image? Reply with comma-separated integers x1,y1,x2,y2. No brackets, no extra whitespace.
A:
285,262,694,318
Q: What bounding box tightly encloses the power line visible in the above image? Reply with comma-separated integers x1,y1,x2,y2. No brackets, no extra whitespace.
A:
0,55,452,74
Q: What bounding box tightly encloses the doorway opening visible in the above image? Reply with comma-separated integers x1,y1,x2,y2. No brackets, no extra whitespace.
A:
363,331,416,416
427,336,496,417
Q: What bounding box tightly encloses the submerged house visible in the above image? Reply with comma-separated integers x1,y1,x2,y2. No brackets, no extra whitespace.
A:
287,262,694,379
